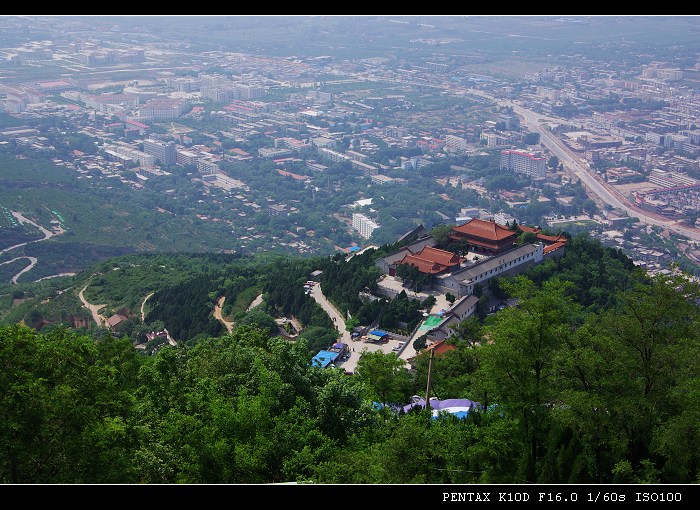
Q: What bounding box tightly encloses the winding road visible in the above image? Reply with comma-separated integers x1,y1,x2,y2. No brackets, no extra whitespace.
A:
141,292,154,322
78,282,108,327
213,296,234,333
0,256,38,284
1,211,67,283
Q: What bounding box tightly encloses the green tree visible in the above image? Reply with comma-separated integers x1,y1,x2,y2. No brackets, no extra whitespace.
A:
355,350,411,406
430,224,452,245
523,132,540,145
345,316,360,332
237,308,279,338
476,277,579,482
298,326,338,354
0,325,139,483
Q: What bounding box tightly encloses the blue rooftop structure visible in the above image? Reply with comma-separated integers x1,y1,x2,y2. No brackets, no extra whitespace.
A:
369,329,389,338
311,350,339,368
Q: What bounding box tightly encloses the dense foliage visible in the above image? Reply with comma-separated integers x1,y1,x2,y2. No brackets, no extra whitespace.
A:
2,234,700,484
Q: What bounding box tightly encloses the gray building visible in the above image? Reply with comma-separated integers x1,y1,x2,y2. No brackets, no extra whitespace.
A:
425,295,480,342
143,139,176,167
435,243,544,297
375,236,438,275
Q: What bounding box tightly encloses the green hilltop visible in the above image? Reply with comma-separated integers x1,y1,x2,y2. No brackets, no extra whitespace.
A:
1,233,700,484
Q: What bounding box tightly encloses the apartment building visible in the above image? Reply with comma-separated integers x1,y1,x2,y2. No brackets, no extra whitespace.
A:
352,213,380,239
143,139,176,166
500,149,546,178
444,134,467,153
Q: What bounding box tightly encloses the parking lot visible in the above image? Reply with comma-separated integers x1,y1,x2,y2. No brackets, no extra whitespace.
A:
308,283,411,373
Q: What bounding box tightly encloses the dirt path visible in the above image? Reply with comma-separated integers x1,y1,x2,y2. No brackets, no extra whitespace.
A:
213,296,234,333
141,292,154,322
79,282,108,327
246,293,263,311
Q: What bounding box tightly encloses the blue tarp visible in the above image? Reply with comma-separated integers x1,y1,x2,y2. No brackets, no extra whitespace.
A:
311,350,338,368
369,329,389,338
402,397,481,420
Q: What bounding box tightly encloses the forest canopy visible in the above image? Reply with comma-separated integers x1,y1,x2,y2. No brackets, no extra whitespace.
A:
1,245,699,484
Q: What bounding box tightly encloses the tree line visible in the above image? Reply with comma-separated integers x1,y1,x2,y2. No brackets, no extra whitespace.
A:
2,268,698,483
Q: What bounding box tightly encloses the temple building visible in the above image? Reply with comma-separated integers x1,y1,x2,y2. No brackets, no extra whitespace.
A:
395,245,466,275
450,218,518,255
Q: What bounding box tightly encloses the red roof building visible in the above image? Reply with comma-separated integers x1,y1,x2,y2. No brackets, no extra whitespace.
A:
277,169,309,181
397,245,465,275
450,218,517,255
425,339,456,356
408,339,456,366
543,241,567,254
517,225,568,248
107,314,129,330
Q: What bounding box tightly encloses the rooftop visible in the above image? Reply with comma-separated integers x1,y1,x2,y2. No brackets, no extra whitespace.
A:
447,244,541,283
452,218,517,242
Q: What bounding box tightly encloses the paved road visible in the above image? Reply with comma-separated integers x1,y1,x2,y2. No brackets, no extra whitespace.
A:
309,283,403,374
0,256,38,284
464,90,700,243
33,272,77,282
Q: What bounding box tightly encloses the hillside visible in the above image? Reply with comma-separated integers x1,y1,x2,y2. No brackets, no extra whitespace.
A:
1,231,700,484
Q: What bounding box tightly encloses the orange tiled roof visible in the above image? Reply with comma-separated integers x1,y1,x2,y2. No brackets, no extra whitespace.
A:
398,254,447,274
451,218,517,242
543,241,567,254
537,233,568,244
414,246,464,266
427,339,456,356
518,225,540,233
277,169,308,181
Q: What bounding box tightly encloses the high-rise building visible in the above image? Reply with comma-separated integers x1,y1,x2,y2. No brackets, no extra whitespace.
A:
500,150,546,178
445,134,467,153
352,213,380,239
105,144,155,168
143,139,176,167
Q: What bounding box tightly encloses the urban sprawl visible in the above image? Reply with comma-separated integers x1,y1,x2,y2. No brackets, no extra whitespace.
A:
2,17,700,281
